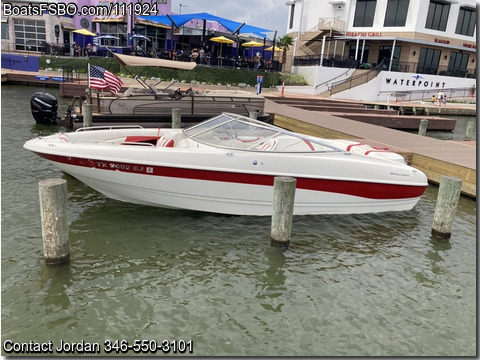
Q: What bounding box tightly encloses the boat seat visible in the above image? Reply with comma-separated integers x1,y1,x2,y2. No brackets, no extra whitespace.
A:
156,135,175,147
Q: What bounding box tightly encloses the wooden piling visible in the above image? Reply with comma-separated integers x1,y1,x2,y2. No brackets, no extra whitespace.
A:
270,177,296,247
249,111,258,120
38,179,70,264
418,119,428,136
465,120,475,141
431,176,463,239
83,103,92,127
172,108,181,128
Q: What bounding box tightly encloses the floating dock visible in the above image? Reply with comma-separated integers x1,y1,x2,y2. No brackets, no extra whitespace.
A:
265,98,476,198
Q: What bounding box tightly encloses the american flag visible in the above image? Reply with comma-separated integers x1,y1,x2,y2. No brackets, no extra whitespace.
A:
89,65,123,94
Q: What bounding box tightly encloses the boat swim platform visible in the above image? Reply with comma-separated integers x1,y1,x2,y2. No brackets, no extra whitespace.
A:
265,99,476,199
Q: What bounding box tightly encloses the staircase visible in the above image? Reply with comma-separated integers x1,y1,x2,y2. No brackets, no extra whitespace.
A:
329,60,387,95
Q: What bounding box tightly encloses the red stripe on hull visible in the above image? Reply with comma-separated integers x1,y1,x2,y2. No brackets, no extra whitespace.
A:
36,152,426,200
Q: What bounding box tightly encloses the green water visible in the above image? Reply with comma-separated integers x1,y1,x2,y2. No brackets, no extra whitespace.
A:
1,84,476,356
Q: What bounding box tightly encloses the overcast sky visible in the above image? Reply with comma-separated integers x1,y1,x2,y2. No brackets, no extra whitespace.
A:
170,0,289,39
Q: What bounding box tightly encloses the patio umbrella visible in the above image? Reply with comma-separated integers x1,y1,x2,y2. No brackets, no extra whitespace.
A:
131,34,150,41
73,28,96,47
97,34,119,47
73,28,96,36
210,36,234,65
241,40,264,60
265,46,283,52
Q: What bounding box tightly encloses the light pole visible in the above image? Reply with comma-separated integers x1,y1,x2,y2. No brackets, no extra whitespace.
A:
179,3,188,14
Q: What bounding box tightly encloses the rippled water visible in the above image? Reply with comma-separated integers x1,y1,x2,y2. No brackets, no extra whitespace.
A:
1,84,476,356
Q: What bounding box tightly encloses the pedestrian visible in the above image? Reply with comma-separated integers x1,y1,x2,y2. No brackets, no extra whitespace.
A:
86,43,93,57
191,47,199,62
435,90,444,106
431,94,436,104
441,94,447,107
72,42,80,57
135,44,144,56
199,47,205,64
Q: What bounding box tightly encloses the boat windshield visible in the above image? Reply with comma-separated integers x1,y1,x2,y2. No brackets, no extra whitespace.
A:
184,113,344,153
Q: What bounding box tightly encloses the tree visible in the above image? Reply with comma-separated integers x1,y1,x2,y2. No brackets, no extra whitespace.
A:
276,35,294,71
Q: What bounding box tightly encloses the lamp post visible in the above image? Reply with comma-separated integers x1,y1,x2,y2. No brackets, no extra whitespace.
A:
179,3,187,14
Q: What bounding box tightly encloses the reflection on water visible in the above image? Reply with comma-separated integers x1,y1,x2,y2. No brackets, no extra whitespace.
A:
1,84,476,356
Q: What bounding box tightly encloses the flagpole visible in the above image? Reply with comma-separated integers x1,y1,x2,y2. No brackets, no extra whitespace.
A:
87,63,91,88
87,63,92,105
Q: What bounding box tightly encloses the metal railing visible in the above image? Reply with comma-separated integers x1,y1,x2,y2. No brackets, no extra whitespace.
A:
329,59,388,95
292,52,476,79
379,86,477,102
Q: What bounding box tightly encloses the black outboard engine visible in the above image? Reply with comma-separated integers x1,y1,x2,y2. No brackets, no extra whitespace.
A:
30,92,58,125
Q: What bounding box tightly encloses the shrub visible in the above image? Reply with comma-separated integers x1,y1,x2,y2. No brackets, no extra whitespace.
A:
280,73,307,86
39,56,281,87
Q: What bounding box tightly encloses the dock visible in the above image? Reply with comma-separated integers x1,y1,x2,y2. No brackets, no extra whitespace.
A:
265,98,476,198
266,97,458,130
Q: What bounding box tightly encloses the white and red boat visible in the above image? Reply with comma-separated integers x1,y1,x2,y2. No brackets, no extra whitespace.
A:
24,113,427,215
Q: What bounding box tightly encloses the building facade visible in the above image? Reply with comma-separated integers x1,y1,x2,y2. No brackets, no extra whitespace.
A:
1,0,172,55
285,0,476,78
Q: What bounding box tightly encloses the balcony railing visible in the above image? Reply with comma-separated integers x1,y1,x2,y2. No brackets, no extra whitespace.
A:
317,17,346,33
293,54,476,78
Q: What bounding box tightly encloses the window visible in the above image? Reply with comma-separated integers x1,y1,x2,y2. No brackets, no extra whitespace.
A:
455,7,476,36
354,0,377,27
384,0,409,27
349,45,370,63
289,4,295,29
416,47,441,74
14,19,45,52
425,1,450,31
1,18,8,40
141,25,167,51
447,52,469,76
99,23,127,47
378,46,402,67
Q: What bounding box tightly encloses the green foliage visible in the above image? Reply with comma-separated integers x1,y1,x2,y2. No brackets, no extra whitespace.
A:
280,72,307,86
39,56,281,87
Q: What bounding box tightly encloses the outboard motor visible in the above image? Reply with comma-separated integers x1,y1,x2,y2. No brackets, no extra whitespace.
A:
30,92,58,125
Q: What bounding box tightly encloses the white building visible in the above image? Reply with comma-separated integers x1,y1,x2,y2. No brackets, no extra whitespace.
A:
284,0,477,99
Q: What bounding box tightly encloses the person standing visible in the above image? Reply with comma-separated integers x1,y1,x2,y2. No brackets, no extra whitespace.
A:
199,47,205,64
435,89,444,106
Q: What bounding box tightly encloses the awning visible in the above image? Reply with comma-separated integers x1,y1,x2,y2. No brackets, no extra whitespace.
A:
93,14,125,23
333,35,477,53
138,12,273,37
136,18,170,29
61,21,76,30
113,53,196,70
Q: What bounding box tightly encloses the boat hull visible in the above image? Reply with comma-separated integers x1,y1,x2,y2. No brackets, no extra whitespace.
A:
28,146,427,216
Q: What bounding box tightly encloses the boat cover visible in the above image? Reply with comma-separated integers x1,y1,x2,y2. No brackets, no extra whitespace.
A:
113,53,197,70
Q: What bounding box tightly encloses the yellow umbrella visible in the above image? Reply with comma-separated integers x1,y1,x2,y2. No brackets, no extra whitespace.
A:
241,40,264,60
73,28,96,36
73,28,96,50
210,36,234,66
242,40,264,47
265,46,283,52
